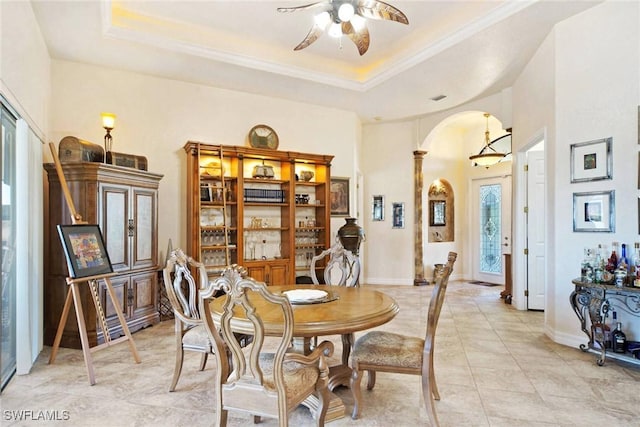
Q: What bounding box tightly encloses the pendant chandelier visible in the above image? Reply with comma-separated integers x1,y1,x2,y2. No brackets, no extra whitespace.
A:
469,113,506,167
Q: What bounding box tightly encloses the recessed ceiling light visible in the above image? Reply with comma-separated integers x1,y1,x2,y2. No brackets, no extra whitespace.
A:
430,95,447,101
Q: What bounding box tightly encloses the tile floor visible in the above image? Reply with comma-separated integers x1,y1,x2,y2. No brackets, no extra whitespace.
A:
2,281,640,426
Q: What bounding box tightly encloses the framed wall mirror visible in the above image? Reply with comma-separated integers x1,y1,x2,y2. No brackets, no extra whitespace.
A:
372,195,384,221
430,200,446,226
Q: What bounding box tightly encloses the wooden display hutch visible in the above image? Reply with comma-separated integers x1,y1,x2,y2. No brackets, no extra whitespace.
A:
184,142,333,285
44,162,162,349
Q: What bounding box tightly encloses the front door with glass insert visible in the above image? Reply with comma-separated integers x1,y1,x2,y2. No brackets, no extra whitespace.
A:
471,176,512,285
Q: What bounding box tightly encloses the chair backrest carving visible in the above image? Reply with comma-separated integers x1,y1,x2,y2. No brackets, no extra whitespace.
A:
310,238,360,287
163,248,209,325
200,264,295,418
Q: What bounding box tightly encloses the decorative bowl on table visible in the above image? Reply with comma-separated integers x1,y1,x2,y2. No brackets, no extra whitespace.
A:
283,289,328,304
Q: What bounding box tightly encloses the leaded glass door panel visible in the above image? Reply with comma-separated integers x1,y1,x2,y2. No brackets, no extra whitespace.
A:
471,176,512,285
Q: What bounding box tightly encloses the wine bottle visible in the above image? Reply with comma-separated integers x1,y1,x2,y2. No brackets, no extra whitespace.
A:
581,248,593,282
612,318,627,354
594,244,604,283
607,242,618,274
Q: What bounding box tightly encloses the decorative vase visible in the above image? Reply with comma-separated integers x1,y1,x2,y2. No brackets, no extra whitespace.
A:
337,217,365,256
299,170,314,182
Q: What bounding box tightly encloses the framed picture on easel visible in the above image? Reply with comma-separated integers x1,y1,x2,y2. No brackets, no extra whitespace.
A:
57,224,114,278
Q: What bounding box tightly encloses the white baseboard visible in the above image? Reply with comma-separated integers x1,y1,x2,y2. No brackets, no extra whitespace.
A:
545,325,586,349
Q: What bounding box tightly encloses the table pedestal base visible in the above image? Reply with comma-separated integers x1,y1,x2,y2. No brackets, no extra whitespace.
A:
328,364,351,391
304,364,352,421
293,336,348,421
303,392,345,422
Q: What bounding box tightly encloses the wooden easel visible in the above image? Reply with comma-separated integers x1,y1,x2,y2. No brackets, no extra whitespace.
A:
47,142,140,385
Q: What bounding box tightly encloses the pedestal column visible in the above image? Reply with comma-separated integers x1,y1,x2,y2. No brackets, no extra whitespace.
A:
413,150,428,286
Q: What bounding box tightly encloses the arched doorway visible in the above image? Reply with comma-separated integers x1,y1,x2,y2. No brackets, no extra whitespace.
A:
419,111,512,286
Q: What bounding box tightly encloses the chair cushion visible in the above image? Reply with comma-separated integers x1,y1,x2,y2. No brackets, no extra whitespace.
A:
182,324,211,350
351,331,424,369
259,353,320,404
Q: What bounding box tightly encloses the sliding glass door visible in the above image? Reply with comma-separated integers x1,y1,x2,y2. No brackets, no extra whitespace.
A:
1,104,17,390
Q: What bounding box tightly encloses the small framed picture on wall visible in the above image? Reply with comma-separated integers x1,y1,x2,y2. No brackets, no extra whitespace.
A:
570,137,612,183
573,190,615,232
392,202,405,228
372,195,384,221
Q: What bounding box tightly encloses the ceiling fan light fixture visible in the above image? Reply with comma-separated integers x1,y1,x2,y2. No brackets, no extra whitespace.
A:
279,0,408,55
328,21,343,37
350,14,366,31
338,3,355,22
314,11,331,29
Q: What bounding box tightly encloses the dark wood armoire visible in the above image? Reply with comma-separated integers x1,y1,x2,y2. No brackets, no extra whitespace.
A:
44,162,163,349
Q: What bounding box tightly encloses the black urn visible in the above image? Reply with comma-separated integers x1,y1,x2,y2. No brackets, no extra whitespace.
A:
337,217,365,256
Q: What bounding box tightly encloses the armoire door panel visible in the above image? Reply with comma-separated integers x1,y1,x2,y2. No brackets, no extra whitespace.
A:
100,276,129,321
100,184,131,271
132,189,157,269
130,271,157,318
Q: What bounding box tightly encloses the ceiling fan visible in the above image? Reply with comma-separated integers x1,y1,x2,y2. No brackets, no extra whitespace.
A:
277,0,409,56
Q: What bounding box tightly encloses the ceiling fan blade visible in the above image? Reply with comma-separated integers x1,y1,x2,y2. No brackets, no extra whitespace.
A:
293,23,325,51
356,0,409,25
277,2,327,13
342,21,370,56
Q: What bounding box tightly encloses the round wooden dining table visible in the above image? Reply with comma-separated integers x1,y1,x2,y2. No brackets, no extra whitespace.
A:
208,284,399,421
208,284,398,349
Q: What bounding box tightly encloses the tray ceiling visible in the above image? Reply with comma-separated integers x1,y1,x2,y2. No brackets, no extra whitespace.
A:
31,0,599,122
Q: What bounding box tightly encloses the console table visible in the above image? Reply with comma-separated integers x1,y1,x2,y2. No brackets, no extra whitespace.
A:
570,279,640,366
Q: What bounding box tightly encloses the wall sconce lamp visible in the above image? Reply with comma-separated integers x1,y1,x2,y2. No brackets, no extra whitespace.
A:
469,112,506,167
101,112,116,161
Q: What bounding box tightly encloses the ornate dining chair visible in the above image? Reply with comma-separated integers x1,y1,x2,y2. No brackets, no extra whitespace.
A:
162,248,214,391
309,238,360,381
310,238,360,287
162,248,254,391
349,251,457,426
199,264,335,427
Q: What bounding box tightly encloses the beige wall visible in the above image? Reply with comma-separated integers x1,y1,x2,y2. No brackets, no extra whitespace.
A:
553,1,640,344
361,121,416,284
48,60,361,256
512,26,556,312
362,92,513,285
0,1,50,137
